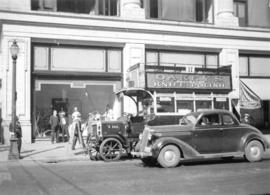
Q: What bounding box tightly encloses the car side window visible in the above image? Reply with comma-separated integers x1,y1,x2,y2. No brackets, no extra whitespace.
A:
222,114,236,126
198,114,221,126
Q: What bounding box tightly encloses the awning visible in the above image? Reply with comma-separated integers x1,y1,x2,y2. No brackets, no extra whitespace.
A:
240,80,261,109
241,79,270,100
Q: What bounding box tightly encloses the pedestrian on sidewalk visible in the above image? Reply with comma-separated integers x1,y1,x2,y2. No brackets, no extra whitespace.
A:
9,116,22,158
49,110,59,144
59,108,69,142
71,107,85,150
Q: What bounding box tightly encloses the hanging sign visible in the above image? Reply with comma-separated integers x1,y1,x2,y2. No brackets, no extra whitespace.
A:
146,73,231,90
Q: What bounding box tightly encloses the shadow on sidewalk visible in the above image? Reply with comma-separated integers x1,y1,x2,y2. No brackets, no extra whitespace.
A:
21,146,65,158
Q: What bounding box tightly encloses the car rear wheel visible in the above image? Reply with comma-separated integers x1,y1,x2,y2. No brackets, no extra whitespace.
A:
244,140,263,162
141,157,157,166
99,138,123,161
158,145,180,168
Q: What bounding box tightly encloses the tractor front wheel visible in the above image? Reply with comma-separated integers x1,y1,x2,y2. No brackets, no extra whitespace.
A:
99,138,123,161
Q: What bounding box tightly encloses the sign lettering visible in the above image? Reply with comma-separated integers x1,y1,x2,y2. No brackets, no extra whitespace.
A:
147,73,231,90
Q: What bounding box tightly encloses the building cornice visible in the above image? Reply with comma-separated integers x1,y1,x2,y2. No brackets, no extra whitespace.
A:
0,10,270,42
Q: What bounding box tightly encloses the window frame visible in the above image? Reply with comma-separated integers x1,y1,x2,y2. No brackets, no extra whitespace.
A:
145,0,214,24
239,54,270,78
145,50,219,68
32,43,123,74
233,0,248,27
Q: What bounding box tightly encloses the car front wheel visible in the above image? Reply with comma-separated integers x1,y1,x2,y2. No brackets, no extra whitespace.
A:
244,140,264,162
158,145,180,168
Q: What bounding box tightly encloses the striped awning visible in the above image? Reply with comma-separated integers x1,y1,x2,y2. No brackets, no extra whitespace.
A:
240,80,261,109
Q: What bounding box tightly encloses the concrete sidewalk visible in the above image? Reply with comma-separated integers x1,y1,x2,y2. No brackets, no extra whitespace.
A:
0,140,89,162
1,135,270,163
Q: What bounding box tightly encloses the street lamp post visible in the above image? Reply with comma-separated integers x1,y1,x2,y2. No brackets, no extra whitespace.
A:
8,40,20,160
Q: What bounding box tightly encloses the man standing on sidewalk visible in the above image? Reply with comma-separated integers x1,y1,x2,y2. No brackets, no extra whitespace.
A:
71,107,85,150
49,110,59,144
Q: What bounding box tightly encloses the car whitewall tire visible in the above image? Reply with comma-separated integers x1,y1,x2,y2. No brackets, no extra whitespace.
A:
158,145,180,168
244,140,263,162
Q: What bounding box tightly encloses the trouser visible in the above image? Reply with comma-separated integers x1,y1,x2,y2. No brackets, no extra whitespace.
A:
71,122,85,149
60,124,69,142
17,138,21,154
51,126,59,143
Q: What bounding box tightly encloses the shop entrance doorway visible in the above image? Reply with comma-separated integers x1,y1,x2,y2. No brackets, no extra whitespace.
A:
33,80,121,139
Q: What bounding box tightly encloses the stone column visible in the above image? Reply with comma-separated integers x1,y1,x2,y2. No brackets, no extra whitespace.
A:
219,48,240,112
123,43,145,114
1,36,32,144
215,0,238,27
121,0,145,19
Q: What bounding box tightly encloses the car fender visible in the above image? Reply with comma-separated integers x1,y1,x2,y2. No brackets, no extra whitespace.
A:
240,133,268,151
151,137,200,159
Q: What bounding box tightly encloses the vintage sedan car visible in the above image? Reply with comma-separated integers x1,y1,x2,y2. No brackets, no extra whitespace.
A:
132,109,270,168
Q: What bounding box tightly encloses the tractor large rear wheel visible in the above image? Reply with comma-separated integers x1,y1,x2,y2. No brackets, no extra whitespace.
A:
99,138,123,161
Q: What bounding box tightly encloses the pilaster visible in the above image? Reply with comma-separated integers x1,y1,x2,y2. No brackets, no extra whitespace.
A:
219,48,240,104
123,43,145,114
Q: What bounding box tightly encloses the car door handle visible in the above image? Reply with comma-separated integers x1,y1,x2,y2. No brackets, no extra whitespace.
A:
220,128,224,131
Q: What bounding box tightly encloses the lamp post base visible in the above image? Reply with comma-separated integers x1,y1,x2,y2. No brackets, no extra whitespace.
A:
8,137,20,160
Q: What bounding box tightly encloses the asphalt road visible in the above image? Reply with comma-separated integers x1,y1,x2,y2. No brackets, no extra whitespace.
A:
1,156,270,195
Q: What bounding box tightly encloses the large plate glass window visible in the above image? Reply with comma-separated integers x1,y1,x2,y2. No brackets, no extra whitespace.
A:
156,96,175,113
196,100,212,111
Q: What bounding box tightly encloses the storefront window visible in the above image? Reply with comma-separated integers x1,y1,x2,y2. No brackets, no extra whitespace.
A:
156,96,175,113
196,100,212,111
176,100,194,114
34,81,120,137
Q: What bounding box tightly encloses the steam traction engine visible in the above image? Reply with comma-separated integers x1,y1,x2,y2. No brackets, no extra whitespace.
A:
88,88,154,161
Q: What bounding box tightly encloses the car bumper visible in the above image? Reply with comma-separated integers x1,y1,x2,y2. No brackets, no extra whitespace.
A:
131,147,152,157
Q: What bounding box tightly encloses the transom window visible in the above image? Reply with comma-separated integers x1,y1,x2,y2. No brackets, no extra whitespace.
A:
239,55,270,77
146,50,218,69
33,45,122,73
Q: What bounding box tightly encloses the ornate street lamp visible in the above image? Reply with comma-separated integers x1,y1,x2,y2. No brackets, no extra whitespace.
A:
8,40,20,160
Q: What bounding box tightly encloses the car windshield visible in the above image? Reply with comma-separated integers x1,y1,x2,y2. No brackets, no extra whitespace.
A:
180,113,199,125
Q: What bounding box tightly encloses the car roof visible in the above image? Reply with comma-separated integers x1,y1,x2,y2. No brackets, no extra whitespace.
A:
190,109,233,115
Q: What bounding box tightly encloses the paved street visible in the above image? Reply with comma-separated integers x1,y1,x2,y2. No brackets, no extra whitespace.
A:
1,155,270,195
